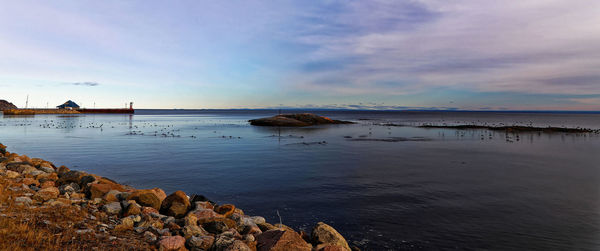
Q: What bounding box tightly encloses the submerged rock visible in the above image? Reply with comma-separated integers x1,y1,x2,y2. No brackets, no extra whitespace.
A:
249,113,353,127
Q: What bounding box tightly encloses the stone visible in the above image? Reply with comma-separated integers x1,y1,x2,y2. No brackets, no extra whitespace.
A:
256,230,311,251
88,183,124,199
15,196,33,205
257,222,276,232
103,202,122,215
160,190,191,218
194,201,214,210
250,216,266,225
123,202,142,216
187,235,214,250
144,231,158,243
215,204,235,218
41,181,55,189
114,217,134,231
188,209,221,222
57,165,70,175
158,235,186,251
317,246,348,251
204,220,229,234
57,170,85,184
39,165,54,174
128,188,166,210
21,165,41,175
182,225,208,239
21,177,39,187
103,190,121,202
33,187,59,201
6,170,19,178
311,222,350,251
184,215,198,226
142,206,160,215
78,175,96,187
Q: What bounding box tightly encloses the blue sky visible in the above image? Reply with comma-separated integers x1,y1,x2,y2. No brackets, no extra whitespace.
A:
1,0,599,110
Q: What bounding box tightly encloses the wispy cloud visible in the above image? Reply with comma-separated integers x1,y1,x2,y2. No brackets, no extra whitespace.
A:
71,82,99,87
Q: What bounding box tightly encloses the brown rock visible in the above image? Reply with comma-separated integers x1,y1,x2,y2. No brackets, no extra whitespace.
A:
88,183,122,199
57,165,70,175
158,235,187,251
188,208,222,222
215,204,235,218
33,187,60,201
194,201,214,210
187,235,214,250
142,206,160,215
6,170,20,179
115,217,135,231
128,188,166,210
124,202,142,216
160,190,191,218
311,222,350,251
21,177,39,187
318,246,347,251
41,180,56,188
103,190,121,202
256,230,311,251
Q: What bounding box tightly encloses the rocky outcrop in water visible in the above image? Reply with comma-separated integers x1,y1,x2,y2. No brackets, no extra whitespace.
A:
249,113,354,127
0,100,17,110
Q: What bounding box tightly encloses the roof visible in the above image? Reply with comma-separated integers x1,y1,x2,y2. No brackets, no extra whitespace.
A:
57,100,80,109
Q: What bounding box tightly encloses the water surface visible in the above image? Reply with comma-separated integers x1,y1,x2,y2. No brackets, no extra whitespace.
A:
1,110,599,250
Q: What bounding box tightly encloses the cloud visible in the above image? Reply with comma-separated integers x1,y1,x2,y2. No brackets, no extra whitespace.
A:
71,82,99,87
288,0,600,96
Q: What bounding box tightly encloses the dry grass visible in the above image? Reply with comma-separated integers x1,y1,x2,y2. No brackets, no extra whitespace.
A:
0,177,154,250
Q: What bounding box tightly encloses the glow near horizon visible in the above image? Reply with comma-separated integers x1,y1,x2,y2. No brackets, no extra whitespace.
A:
0,0,599,110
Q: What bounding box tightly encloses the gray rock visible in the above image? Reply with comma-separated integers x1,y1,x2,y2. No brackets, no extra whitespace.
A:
250,216,266,225
39,166,54,173
102,202,122,215
76,229,94,234
15,196,33,205
143,231,157,243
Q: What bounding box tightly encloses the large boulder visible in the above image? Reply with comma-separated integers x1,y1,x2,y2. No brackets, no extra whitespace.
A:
249,113,353,127
310,222,350,251
256,230,311,251
128,188,166,210
88,183,125,199
160,190,191,218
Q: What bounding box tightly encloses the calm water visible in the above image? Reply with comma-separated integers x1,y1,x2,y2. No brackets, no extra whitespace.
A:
1,110,599,250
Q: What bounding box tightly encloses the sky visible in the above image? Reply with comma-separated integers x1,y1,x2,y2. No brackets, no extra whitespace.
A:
1,0,599,110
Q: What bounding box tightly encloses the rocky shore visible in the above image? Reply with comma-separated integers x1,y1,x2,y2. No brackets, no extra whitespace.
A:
249,113,353,127
0,143,356,251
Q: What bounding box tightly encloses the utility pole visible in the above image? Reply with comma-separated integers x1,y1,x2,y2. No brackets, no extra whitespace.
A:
25,95,29,108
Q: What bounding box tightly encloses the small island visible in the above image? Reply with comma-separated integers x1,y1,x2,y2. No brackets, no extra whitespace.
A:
249,113,353,127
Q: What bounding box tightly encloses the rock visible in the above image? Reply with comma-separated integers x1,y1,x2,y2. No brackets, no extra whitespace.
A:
57,165,70,175
15,196,33,205
249,113,353,127
142,206,160,215
78,175,96,187
203,220,229,234
256,229,311,251
123,201,142,216
257,222,276,232
103,202,122,215
20,177,39,187
144,231,158,243
187,235,214,250
103,190,121,202
215,204,235,218
250,216,266,225
184,215,198,226
128,188,166,210
187,209,221,222
311,222,350,251
114,217,134,231
39,165,54,174
88,183,124,199
32,187,59,201
59,183,80,194
57,170,85,185
40,181,55,189
182,225,208,239
6,170,19,178
160,190,191,218
158,235,186,251
194,201,214,210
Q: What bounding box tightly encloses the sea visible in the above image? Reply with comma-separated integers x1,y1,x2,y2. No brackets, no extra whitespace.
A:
1,110,599,250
